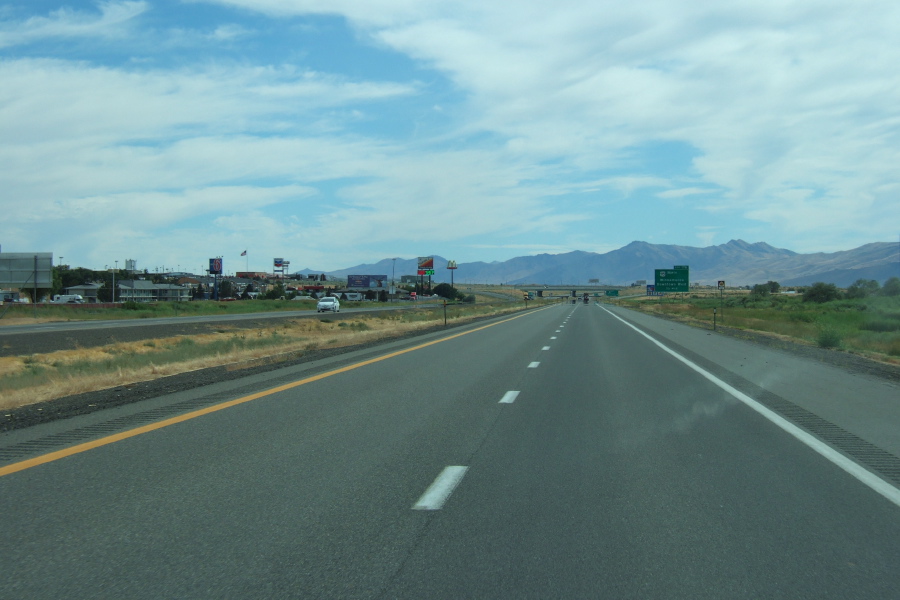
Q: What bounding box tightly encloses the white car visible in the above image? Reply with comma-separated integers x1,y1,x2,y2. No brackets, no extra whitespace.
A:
316,297,340,312
50,294,84,304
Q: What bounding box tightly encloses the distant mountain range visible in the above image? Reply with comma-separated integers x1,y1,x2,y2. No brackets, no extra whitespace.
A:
298,240,900,287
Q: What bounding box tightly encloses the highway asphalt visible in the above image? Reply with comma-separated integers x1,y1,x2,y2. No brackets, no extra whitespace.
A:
0,302,898,598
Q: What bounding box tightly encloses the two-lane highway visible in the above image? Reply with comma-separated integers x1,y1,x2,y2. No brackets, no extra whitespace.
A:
1,302,898,598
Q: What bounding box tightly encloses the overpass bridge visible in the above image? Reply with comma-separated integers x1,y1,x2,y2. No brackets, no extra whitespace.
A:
512,284,625,298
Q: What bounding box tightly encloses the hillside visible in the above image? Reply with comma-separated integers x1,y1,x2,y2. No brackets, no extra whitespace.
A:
305,240,899,287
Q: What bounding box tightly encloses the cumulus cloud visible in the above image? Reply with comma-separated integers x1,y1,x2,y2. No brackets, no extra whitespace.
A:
4,0,899,268
203,0,900,249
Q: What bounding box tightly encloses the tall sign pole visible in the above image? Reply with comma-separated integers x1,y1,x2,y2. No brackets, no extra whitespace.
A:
447,260,457,290
391,258,396,303
209,257,223,300
33,255,38,318
418,256,434,296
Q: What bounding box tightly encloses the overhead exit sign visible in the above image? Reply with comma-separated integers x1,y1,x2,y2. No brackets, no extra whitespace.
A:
655,268,689,292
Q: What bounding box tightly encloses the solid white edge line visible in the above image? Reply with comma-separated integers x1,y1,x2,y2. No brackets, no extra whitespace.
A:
528,362,541,368
599,306,900,508
499,391,520,404
413,466,469,510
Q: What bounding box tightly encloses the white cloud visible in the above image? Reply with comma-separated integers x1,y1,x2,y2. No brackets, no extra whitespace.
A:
209,23,249,41
0,1,148,48
657,188,718,199
0,58,416,204
5,0,900,269
0,58,416,144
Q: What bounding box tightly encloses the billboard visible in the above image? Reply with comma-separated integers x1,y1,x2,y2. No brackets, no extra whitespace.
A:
209,258,223,275
0,252,53,288
417,256,434,269
347,275,388,288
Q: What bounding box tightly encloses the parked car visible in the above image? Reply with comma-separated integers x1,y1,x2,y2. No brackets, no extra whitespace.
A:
316,297,340,312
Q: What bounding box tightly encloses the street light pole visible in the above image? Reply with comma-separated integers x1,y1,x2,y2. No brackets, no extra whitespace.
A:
391,258,396,303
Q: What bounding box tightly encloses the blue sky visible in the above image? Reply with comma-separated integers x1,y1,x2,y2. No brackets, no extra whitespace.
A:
2,0,898,274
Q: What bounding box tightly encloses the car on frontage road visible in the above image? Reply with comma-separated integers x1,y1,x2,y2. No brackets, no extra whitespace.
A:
316,297,340,312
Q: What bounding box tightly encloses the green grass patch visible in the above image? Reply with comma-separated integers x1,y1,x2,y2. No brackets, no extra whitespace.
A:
623,294,900,363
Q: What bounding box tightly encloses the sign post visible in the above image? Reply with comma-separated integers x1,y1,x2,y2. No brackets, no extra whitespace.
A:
447,260,457,291
417,257,434,296
209,257,223,300
274,258,290,280
718,280,726,321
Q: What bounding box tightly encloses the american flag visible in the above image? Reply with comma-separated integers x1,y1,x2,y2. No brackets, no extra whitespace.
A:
240,250,247,256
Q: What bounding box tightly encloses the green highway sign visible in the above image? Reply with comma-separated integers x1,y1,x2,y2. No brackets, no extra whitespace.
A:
655,268,689,292
605,290,619,297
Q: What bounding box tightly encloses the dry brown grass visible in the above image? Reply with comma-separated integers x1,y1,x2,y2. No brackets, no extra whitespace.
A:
0,303,531,412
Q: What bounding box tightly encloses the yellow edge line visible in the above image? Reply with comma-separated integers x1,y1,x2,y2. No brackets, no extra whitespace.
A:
0,305,551,478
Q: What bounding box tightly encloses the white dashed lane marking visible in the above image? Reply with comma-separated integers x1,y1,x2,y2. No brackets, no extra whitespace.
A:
499,391,520,404
413,466,469,510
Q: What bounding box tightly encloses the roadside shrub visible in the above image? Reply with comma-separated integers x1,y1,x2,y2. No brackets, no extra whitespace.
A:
336,321,369,330
881,277,900,297
860,319,900,332
845,279,880,299
816,326,843,349
803,282,841,303
750,283,771,297
122,301,141,310
463,294,476,304
789,313,816,323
